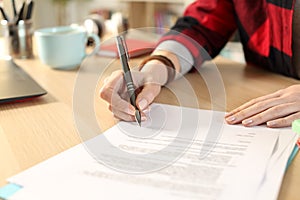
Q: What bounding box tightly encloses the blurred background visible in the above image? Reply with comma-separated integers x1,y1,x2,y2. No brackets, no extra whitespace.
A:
0,0,193,29
0,0,244,63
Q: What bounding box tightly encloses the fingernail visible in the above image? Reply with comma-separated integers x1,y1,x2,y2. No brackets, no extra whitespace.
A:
242,119,253,125
143,107,151,113
267,121,275,127
226,116,236,122
126,106,136,115
141,116,147,121
225,112,233,117
138,99,148,110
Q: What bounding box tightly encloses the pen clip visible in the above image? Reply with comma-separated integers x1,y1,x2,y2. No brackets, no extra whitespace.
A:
120,35,130,61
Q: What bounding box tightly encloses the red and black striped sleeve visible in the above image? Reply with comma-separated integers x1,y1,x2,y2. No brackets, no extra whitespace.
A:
158,0,237,67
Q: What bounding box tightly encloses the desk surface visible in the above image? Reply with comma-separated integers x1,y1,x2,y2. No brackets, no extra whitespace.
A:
0,55,299,200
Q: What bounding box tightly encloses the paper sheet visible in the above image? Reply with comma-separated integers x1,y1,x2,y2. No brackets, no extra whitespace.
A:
256,130,298,200
7,104,290,200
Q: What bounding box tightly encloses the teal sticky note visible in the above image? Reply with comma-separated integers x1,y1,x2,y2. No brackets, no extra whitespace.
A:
286,145,299,170
0,183,22,200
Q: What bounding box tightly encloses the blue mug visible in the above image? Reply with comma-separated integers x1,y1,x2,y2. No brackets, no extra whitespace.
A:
34,25,100,70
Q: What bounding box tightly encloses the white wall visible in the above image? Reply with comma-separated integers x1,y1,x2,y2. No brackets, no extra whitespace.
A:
66,0,123,27
1,0,120,28
1,0,192,29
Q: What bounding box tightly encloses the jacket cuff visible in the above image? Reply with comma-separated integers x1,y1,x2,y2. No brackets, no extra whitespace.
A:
154,40,194,77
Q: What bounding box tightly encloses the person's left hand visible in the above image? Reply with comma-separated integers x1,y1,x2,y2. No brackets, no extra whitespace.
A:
225,84,300,128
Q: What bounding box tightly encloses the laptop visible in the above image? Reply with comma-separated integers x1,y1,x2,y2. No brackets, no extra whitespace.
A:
0,57,47,104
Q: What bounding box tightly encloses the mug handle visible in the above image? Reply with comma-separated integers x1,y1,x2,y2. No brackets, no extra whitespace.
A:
85,33,100,56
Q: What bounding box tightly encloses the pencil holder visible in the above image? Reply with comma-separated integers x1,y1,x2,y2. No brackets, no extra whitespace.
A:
1,20,33,59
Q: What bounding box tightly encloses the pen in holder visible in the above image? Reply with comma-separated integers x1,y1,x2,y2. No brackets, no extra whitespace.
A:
1,20,33,59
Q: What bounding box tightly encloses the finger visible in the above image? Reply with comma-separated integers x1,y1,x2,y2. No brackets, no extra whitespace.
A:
106,70,125,88
103,77,110,84
118,71,146,100
126,70,145,88
100,71,125,103
241,102,300,127
110,105,147,122
109,93,136,116
225,97,283,124
112,110,136,122
267,112,300,128
136,84,161,111
225,90,282,117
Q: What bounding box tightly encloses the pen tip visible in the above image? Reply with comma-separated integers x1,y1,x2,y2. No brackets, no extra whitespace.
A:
135,110,142,127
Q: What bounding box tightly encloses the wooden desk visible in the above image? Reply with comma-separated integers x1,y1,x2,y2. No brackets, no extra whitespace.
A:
0,55,299,200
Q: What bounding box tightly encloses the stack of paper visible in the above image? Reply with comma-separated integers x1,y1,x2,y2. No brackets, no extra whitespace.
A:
5,104,298,200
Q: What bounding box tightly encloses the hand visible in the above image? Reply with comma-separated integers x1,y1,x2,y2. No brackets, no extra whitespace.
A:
99,60,168,122
225,84,300,128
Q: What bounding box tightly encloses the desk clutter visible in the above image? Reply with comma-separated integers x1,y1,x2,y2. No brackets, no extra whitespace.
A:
0,0,34,59
0,58,46,104
34,25,100,70
0,0,34,23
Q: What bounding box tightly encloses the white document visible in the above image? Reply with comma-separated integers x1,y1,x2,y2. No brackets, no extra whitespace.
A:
256,130,298,200
7,104,287,200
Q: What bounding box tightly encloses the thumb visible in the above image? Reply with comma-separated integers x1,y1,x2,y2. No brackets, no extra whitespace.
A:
136,84,161,111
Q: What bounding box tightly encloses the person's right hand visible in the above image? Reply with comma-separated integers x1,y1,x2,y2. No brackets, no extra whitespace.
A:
99,59,168,122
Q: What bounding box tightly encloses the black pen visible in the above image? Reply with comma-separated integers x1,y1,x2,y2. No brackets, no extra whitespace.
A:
11,0,17,16
115,35,141,126
0,6,9,21
15,1,25,24
25,0,34,20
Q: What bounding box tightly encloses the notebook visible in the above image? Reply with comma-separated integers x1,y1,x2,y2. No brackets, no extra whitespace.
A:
0,57,47,103
97,38,156,58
